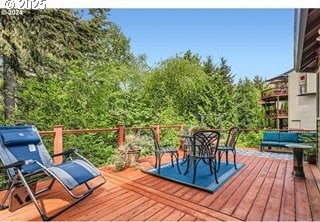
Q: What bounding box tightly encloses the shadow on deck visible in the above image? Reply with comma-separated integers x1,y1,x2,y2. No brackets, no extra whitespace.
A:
1,153,320,221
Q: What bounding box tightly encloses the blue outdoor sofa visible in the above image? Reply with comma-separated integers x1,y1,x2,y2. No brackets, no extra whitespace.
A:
260,132,300,151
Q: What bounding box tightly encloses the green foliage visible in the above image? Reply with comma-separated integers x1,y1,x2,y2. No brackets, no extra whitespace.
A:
0,9,133,119
237,131,263,148
300,133,317,157
63,134,117,166
234,78,265,129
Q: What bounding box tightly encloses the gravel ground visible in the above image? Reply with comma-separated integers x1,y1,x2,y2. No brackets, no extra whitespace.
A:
237,148,293,160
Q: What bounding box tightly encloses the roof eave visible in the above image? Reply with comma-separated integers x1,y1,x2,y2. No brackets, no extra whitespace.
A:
294,9,309,72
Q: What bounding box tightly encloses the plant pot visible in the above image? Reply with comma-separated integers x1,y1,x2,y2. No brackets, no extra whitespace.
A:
125,148,141,167
307,155,317,165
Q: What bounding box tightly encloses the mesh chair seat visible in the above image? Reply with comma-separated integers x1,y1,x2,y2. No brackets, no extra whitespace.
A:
47,159,100,190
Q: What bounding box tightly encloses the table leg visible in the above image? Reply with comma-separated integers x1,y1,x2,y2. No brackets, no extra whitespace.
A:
292,148,305,179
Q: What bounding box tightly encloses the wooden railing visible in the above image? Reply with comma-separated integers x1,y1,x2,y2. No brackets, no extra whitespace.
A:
39,124,315,163
265,109,288,118
261,87,288,100
39,124,183,163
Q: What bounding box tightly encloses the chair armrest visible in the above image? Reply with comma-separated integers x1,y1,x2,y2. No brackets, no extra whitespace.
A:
52,148,79,157
0,160,26,170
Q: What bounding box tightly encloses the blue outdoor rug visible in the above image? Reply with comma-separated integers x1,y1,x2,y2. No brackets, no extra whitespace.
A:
142,160,244,193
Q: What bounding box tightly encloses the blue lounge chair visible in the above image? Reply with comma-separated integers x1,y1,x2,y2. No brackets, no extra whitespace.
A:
0,125,106,221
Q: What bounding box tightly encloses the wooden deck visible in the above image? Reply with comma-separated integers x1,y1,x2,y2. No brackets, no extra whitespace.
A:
1,153,320,221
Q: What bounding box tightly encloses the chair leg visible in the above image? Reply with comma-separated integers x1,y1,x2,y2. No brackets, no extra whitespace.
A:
226,151,229,164
233,151,237,170
157,154,162,174
0,182,14,209
182,147,187,161
192,159,199,184
154,153,158,169
175,153,181,174
218,151,222,171
209,158,213,175
213,160,219,184
170,154,174,167
184,157,191,175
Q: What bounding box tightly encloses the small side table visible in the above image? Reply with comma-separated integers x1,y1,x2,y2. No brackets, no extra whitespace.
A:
285,143,314,179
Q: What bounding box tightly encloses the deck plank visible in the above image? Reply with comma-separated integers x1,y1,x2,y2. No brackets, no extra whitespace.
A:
198,155,253,207
232,158,274,220
98,197,154,220
295,176,312,221
0,154,319,222
130,202,166,221
246,159,280,221
146,206,175,221
219,157,268,215
304,164,320,221
279,160,295,221
262,159,287,220
208,156,262,210
162,210,185,221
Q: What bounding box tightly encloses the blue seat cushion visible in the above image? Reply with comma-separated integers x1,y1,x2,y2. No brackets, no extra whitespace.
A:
1,131,40,147
48,160,100,190
279,133,298,142
261,141,283,147
6,144,43,174
263,132,279,141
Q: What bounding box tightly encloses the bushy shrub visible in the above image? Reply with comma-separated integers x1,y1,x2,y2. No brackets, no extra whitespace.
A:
237,131,262,148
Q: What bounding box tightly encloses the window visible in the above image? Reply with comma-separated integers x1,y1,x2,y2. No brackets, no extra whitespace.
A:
299,73,307,94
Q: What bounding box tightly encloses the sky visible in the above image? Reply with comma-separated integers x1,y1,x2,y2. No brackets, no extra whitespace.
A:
109,9,294,81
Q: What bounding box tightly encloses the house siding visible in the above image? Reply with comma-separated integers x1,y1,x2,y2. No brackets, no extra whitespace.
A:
288,71,316,130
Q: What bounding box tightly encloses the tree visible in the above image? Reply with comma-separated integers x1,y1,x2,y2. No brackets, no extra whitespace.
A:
0,9,131,120
234,77,264,128
202,56,216,75
144,55,210,124
253,75,265,91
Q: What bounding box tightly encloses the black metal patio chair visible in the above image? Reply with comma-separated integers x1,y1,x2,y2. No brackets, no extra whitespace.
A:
217,127,241,171
151,129,181,175
181,135,193,164
184,130,220,184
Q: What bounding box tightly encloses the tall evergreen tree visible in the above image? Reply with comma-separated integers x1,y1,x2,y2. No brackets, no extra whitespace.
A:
253,75,265,91
234,77,264,128
202,56,216,76
0,9,131,120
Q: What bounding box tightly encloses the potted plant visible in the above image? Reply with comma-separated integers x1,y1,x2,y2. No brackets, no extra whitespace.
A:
301,133,317,164
113,134,142,172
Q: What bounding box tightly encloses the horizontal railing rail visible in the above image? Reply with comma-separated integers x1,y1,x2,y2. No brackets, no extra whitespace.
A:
37,124,315,163
63,128,118,134
261,87,288,99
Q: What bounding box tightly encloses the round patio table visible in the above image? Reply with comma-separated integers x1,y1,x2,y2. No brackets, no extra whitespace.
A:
284,143,314,179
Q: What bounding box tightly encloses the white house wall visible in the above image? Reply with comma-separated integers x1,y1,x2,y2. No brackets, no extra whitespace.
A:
288,71,316,130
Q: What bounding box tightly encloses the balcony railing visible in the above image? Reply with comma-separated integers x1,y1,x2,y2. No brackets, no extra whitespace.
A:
266,109,288,118
261,87,288,100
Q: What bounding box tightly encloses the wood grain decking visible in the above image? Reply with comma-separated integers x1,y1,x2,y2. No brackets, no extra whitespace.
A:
1,153,320,221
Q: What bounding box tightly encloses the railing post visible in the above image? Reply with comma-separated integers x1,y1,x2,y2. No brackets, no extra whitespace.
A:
179,124,184,150
117,124,125,148
155,124,160,144
53,125,63,164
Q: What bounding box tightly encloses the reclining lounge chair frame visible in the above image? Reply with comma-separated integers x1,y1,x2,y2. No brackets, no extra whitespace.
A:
0,126,106,221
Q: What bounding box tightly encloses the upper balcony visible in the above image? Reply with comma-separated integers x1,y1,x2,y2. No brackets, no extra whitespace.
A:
261,87,288,101
265,109,288,119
